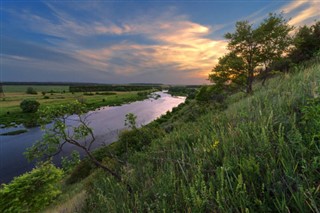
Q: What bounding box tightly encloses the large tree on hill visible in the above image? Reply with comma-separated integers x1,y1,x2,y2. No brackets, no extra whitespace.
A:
209,52,246,92
210,13,293,93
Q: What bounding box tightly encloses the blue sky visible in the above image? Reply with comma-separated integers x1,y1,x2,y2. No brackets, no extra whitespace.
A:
1,1,319,84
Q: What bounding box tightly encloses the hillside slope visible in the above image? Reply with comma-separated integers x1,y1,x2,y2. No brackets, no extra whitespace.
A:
46,60,320,212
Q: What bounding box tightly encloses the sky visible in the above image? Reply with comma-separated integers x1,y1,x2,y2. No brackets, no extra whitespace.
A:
1,0,320,85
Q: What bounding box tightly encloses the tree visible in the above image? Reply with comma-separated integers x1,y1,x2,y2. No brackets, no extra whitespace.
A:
257,14,293,68
209,52,246,92
26,87,37,95
25,101,131,192
289,21,320,63
125,113,137,129
256,14,293,84
20,99,40,113
212,13,293,93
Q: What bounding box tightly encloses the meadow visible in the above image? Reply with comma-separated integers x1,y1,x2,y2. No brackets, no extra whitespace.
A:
39,59,320,212
0,85,153,127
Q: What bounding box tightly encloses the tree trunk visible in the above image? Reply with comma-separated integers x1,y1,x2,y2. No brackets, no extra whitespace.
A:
262,67,270,86
246,69,254,94
85,149,133,194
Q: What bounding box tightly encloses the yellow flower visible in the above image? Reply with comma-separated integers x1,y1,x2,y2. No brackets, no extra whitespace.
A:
211,140,219,149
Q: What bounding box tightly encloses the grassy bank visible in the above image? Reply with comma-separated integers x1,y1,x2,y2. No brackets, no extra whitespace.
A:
0,89,153,127
5,61,319,212
71,61,320,212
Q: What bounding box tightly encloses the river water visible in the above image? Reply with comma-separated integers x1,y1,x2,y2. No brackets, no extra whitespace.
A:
0,91,185,183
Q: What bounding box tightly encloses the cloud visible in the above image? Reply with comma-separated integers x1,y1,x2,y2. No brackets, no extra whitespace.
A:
4,3,227,84
287,5,320,26
282,1,306,14
281,1,320,26
76,17,228,83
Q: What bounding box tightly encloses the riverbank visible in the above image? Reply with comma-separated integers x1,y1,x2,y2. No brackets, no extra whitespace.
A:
0,92,185,184
43,61,320,212
0,90,154,128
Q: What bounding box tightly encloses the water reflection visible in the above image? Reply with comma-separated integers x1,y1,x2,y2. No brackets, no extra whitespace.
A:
0,92,185,183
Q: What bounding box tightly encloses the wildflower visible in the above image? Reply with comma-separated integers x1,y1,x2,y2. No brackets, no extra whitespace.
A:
211,140,219,149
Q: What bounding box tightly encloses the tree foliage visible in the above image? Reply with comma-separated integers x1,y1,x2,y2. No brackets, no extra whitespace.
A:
125,113,137,129
0,162,63,213
20,99,40,113
290,21,320,63
26,87,37,95
209,52,246,92
25,101,122,183
210,13,293,93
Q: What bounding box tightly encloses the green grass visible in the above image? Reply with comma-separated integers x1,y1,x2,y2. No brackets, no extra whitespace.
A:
37,59,320,212
80,61,320,212
0,90,152,127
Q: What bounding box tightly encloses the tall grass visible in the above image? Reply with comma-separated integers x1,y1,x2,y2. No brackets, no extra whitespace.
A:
82,62,320,212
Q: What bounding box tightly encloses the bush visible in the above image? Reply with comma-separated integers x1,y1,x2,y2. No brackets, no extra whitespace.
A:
61,151,81,173
20,99,40,113
26,87,37,95
116,127,165,156
0,162,63,213
66,159,94,184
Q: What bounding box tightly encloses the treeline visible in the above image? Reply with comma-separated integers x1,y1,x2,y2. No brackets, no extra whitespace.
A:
203,13,320,102
167,86,199,98
70,85,162,92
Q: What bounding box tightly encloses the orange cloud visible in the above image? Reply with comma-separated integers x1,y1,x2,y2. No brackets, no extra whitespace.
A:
281,1,320,26
282,1,306,14
76,18,228,83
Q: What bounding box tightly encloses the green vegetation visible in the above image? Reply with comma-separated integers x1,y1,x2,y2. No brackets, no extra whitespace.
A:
167,86,198,99
0,129,28,136
70,85,161,92
18,59,316,212
2,13,320,213
290,21,320,63
20,99,40,113
0,87,152,127
3,85,69,93
25,102,128,190
0,162,63,213
81,59,320,212
210,13,293,94
26,87,38,95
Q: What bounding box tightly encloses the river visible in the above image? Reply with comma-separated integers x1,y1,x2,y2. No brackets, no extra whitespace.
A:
0,91,185,183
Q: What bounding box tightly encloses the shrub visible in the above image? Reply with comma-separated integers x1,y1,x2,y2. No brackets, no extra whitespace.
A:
83,92,94,96
61,151,81,173
43,96,50,99
41,91,46,96
116,127,165,155
20,99,40,113
0,162,63,213
26,87,37,95
66,159,94,184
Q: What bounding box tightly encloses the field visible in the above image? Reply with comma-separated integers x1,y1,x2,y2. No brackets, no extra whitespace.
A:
0,85,153,127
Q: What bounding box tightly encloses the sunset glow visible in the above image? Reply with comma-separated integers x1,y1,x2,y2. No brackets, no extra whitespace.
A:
2,1,319,84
